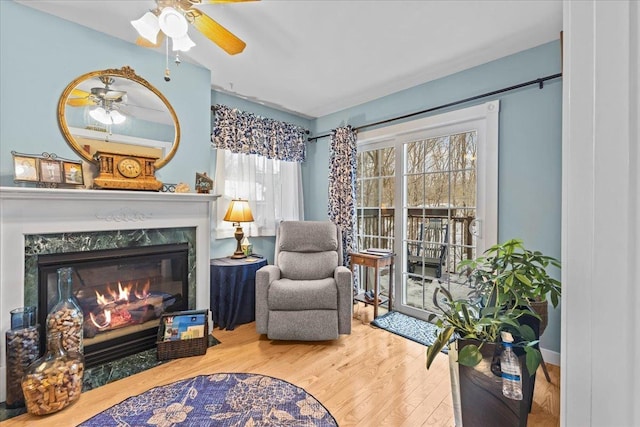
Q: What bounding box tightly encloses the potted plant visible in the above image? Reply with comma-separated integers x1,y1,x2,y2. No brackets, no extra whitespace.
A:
425,239,561,427
459,238,561,334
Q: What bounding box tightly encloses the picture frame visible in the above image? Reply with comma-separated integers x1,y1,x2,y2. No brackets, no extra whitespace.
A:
62,161,84,185
195,172,213,194
12,154,39,182
39,159,63,184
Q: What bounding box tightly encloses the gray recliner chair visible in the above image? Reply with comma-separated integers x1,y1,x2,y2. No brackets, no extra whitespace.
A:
255,221,352,340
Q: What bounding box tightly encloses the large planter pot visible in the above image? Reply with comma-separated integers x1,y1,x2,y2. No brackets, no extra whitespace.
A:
529,299,548,336
455,338,536,427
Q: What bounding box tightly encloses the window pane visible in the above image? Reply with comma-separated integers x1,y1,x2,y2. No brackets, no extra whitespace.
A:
363,178,379,206
382,177,394,207
425,137,449,172
406,174,424,208
425,172,449,207
381,147,395,176
451,169,476,208
449,131,477,171
406,140,425,174
360,150,378,178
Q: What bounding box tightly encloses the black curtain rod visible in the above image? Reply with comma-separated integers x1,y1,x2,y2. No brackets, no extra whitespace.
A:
307,72,562,142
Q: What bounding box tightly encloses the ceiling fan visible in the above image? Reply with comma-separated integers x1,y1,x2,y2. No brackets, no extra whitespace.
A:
132,0,258,55
67,77,128,125
66,77,127,108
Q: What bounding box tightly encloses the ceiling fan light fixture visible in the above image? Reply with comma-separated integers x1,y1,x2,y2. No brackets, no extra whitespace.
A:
172,34,195,52
109,110,127,125
131,11,160,44
158,7,189,38
90,105,126,125
89,106,110,125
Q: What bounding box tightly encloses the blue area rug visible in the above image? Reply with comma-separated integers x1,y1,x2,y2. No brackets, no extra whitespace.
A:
78,373,338,427
371,311,447,352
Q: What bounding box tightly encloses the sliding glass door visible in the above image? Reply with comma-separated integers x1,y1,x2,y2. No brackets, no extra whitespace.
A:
355,102,499,321
403,132,477,317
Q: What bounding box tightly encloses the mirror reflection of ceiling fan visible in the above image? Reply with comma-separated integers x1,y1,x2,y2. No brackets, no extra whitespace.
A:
131,0,259,56
67,77,128,125
67,76,126,107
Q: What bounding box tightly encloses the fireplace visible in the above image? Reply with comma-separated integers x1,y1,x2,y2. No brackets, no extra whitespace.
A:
37,243,190,367
0,187,218,402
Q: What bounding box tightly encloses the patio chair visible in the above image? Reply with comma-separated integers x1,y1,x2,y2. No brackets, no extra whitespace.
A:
407,220,448,278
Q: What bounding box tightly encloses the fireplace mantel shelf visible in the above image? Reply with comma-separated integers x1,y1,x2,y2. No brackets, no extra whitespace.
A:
0,186,220,202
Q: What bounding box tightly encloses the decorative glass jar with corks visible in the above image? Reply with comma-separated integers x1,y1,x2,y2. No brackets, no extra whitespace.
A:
46,267,83,354
4,306,40,408
21,330,84,415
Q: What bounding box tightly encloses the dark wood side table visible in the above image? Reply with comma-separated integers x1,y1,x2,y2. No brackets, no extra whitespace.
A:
349,252,395,319
210,256,267,330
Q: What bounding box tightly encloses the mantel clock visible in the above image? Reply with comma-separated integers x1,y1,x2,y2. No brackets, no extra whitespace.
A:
93,151,162,191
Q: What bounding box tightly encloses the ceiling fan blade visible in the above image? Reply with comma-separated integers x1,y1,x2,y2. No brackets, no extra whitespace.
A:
188,9,246,55
71,88,90,98
67,98,96,107
136,32,166,49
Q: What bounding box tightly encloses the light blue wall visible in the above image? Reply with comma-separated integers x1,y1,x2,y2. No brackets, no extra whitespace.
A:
304,41,562,353
0,1,211,186
209,91,312,262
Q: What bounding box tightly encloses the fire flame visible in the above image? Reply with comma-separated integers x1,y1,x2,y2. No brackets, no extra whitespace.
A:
134,280,151,300
117,282,130,301
95,290,112,306
90,310,111,329
91,280,146,330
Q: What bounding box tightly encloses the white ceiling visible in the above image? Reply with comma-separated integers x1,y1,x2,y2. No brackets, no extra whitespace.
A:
17,0,563,119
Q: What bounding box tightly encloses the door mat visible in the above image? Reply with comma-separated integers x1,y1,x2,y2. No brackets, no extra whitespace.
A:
371,311,447,352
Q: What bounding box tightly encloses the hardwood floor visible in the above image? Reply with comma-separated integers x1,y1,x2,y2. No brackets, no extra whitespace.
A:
4,306,560,426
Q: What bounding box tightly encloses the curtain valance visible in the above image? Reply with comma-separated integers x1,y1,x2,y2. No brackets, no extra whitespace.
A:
211,104,307,162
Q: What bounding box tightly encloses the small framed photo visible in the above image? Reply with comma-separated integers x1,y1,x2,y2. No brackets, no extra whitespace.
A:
195,172,213,194
39,159,63,183
13,154,39,182
62,161,84,185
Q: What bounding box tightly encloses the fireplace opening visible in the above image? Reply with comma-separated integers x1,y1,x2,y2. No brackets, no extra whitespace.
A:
37,243,189,367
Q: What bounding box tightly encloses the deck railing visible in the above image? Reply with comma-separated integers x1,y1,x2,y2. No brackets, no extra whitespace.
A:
356,207,475,274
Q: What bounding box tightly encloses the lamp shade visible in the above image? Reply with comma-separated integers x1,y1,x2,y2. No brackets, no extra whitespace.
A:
89,107,110,124
131,11,160,44
172,33,195,52
158,7,188,38
224,199,254,223
89,106,126,125
109,109,126,124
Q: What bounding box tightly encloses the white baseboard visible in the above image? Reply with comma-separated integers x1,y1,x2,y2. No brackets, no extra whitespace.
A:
540,347,560,366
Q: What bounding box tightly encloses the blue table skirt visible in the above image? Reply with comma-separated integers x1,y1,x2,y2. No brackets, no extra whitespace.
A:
210,256,267,330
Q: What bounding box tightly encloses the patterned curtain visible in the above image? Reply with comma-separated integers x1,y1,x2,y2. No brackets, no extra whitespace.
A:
212,104,307,162
328,126,358,274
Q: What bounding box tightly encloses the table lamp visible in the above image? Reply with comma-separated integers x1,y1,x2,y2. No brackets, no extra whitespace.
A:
223,199,254,259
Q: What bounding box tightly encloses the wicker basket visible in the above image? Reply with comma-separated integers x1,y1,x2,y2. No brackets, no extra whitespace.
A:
156,309,209,361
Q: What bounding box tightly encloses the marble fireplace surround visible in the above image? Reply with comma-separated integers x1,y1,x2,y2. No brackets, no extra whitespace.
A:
0,187,218,402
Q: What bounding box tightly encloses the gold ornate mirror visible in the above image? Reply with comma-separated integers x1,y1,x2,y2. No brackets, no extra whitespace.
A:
57,66,180,169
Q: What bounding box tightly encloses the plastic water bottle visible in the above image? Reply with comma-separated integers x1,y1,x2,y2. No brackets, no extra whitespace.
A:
500,331,523,400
